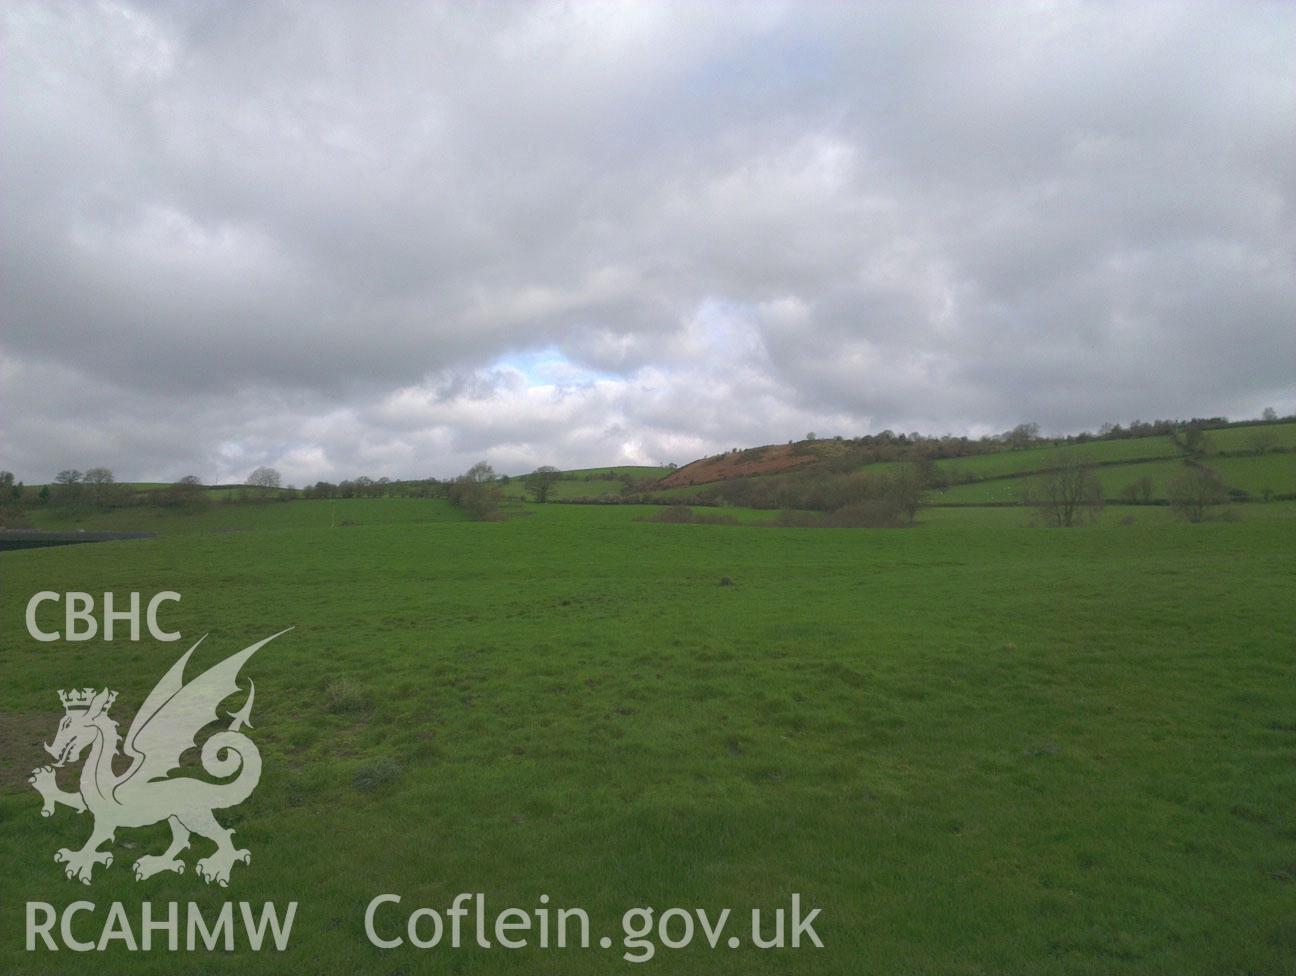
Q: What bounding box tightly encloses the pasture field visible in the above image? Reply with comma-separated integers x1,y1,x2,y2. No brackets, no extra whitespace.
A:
932,459,1195,505
1206,454,1296,498
935,452,1296,505
559,465,674,479
504,477,630,501
937,436,1182,483
1,499,1294,975
1203,422,1296,454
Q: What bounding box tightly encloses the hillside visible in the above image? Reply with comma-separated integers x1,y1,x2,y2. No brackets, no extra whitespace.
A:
642,420,1296,508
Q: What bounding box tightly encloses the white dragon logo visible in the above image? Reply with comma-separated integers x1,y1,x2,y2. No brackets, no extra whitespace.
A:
28,630,289,886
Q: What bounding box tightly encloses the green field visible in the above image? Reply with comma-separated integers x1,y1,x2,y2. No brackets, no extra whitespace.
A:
934,452,1296,505
1205,454,1296,497
558,466,674,480
2,498,1294,974
937,436,1182,484
934,458,1193,505
498,478,630,502
1201,422,1296,454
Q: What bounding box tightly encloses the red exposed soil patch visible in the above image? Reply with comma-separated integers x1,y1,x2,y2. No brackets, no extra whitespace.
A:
657,443,821,489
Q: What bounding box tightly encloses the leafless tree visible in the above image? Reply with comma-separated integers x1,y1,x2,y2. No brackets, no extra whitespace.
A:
83,466,120,508
1167,465,1228,522
1022,452,1104,527
246,466,282,489
1004,422,1041,449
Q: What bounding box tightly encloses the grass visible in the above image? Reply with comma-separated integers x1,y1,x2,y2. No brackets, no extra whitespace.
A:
933,453,1296,504
1205,454,1296,497
936,437,1182,483
557,465,674,479
1,499,1294,974
499,478,631,501
1201,421,1296,453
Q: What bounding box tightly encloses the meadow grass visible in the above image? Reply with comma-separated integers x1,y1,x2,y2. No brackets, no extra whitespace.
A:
934,452,1296,504
1205,454,1296,497
1203,421,1296,453
936,437,1182,482
509,477,631,501
1,500,1293,974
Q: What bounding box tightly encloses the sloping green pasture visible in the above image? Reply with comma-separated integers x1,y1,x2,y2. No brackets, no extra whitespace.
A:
1201,422,1296,453
934,453,1296,505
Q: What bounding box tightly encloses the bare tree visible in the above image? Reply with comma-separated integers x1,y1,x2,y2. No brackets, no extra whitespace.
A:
1022,452,1104,527
525,466,562,503
246,466,282,489
1262,406,1278,422
53,468,84,503
1167,466,1228,522
83,467,120,508
1004,422,1041,449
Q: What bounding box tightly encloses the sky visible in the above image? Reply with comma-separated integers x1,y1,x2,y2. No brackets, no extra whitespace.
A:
2,1,1293,485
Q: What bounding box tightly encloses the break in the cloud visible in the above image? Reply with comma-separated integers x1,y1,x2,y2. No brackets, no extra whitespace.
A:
2,1,1293,484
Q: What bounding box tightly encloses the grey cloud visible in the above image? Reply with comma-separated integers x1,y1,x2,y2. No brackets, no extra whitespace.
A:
1,0,1293,483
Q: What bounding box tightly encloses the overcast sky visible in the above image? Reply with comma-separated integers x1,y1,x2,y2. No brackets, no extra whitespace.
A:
2,1,1293,484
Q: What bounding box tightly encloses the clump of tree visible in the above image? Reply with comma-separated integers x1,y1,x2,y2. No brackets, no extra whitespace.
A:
1173,424,1212,458
447,462,502,519
46,467,127,511
246,466,281,488
694,460,928,524
158,475,210,513
1022,453,1104,526
524,466,562,503
83,467,121,508
1167,465,1229,522
241,466,286,502
1001,422,1041,449
54,469,84,505
0,470,23,503
0,471,31,528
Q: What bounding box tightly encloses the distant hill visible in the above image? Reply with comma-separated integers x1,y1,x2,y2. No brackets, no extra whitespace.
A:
643,419,1296,507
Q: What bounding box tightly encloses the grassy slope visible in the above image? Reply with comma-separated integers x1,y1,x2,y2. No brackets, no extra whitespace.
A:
937,436,1183,482
1,500,1294,974
936,453,1296,505
1204,422,1296,452
644,423,1296,509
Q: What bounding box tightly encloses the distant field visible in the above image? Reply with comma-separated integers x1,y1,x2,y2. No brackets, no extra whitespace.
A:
25,496,470,535
499,477,638,501
497,468,669,501
1202,421,1296,453
937,436,1182,483
1204,453,1296,496
560,465,673,479
3,498,1294,974
934,452,1295,504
